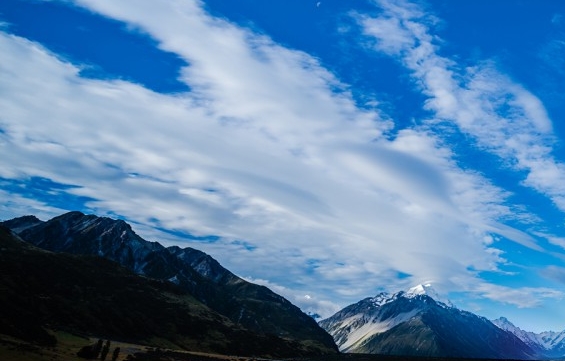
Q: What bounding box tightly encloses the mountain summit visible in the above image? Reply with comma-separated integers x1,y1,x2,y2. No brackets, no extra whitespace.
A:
319,286,536,359
2,211,337,355
403,284,452,307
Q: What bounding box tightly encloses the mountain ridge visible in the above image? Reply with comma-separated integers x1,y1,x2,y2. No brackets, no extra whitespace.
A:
1,211,337,354
492,316,565,358
0,224,331,357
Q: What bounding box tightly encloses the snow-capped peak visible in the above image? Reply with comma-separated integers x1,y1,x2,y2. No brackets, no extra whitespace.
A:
367,284,454,308
405,283,437,298
404,283,454,307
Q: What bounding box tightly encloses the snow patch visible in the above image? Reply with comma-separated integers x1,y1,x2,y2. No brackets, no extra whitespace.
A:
370,292,397,306
339,309,420,352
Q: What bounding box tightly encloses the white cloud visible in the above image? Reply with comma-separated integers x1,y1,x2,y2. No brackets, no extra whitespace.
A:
0,0,560,319
244,277,341,318
361,0,565,215
474,283,563,308
540,265,565,284
0,188,67,222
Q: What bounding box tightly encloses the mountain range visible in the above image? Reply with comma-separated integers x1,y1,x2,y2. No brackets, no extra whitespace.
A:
1,211,337,356
319,284,565,360
4,211,565,360
493,316,565,359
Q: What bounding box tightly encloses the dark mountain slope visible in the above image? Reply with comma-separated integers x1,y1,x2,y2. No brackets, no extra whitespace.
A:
0,226,326,357
169,245,323,340
2,212,337,354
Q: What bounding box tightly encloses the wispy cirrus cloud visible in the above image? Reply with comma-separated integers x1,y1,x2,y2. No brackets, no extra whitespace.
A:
0,187,68,221
244,276,342,318
540,265,565,285
474,282,563,308
360,0,565,212
0,0,562,322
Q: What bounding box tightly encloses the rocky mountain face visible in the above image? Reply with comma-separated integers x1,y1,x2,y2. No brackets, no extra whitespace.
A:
0,225,326,357
1,212,337,355
493,317,565,358
319,285,537,359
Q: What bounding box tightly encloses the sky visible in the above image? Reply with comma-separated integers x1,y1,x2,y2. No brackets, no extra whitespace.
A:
1,0,565,333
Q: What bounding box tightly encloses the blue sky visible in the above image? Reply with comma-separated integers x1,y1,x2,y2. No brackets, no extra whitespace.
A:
1,0,565,333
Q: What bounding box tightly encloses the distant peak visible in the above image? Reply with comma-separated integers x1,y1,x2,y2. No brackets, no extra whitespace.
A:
492,317,517,329
19,215,42,222
57,210,86,219
0,214,44,233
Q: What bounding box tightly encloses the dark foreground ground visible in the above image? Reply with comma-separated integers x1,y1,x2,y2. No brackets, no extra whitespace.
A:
124,348,560,361
0,332,558,361
309,354,557,361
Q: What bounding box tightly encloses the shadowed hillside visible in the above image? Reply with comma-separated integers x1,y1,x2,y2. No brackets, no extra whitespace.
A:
0,225,329,357
2,212,337,355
